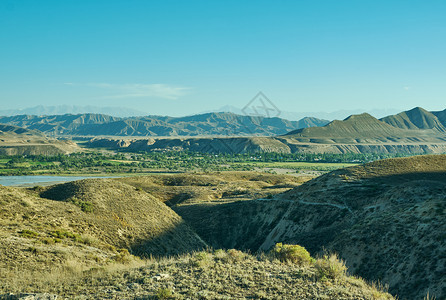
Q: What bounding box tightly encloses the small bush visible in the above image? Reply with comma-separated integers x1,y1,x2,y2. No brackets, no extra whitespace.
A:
76,234,98,246
32,185,43,192
156,287,173,299
70,198,94,212
41,237,55,244
113,249,131,263
226,249,245,262
19,229,39,238
191,251,213,268
213,249,227,260
270,243,313,265
50,229,77,240
48,230,95,245
27,246,40,254
315,253,347,281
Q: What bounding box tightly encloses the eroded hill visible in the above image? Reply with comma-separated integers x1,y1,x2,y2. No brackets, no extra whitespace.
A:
261,155,446,299
120,156,446,299
0,179,205,280
0,123,80,155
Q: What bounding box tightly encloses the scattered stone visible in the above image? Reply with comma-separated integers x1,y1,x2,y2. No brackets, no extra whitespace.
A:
152,273,170,281
127,283,140,290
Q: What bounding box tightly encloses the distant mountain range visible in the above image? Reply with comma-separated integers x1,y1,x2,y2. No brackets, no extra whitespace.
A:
87,107,446,155
1,107,446,155
0,105,147,118
1,104,402,121
209,105,401,121
0,112,329,137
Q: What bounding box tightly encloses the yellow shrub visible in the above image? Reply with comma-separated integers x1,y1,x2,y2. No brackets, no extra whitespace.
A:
271,243,313,265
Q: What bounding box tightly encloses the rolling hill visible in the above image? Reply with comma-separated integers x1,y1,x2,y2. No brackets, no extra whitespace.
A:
0,178,205,277
0,124,45,137
0,123,80,155
0,174,393,299
86,110,446,155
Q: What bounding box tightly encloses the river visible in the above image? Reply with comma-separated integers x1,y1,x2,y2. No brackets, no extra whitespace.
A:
0,175,117,187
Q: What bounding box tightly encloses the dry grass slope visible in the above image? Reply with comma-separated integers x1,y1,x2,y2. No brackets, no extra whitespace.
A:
1,247,394,299
1,158,443,299
0,178,206,289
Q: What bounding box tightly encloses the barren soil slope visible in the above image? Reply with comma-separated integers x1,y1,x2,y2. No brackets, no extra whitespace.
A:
260,155,446,299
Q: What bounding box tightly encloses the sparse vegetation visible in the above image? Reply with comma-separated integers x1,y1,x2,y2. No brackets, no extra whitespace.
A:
1,248,394,299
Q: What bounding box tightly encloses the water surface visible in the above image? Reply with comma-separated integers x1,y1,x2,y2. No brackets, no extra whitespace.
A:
0,175,116,187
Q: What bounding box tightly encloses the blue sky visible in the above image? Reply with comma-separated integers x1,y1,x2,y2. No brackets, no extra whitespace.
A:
1,0,445,116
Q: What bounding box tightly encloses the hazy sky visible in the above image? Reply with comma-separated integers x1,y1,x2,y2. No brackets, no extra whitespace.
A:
1,0,445,116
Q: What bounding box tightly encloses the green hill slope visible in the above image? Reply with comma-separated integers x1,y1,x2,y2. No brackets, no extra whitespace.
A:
380,107,446,132
284,114,444,143
284,113,446,144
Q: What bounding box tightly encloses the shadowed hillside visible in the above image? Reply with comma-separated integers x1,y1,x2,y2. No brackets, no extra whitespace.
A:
432,108,446,124
125,156,446,299
259,155,446,299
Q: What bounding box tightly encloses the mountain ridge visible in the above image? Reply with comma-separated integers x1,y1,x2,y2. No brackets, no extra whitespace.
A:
380,107,446,132
283,112,446,144
0,112,329,137
0,105,147,118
